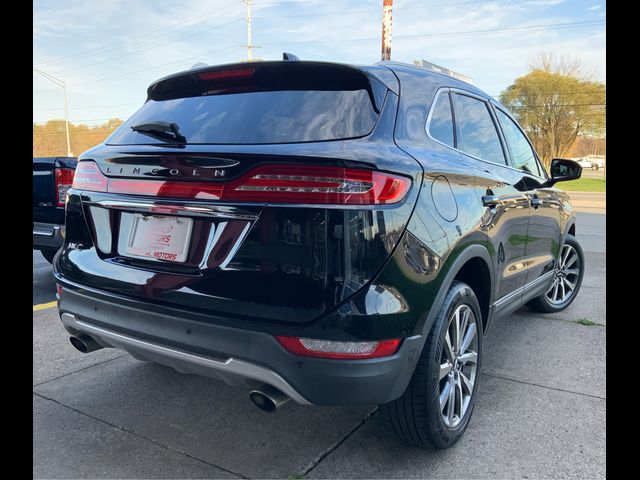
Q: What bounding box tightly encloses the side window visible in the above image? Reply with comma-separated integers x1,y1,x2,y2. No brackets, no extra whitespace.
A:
428,91,454,147
452,93,506,165
495,109,541,177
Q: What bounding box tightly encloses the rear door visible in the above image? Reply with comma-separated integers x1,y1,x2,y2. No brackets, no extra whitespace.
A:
492,105,560,290
450,91,531,305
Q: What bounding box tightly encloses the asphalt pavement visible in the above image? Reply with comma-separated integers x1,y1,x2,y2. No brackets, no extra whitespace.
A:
33,250,57,305
33,197,605,479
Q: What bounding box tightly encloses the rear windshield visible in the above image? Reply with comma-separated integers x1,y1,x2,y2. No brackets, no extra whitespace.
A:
106,89,379,145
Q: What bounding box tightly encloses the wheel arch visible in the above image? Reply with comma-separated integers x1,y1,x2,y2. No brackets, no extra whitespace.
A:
419,244,495,338
562,217,577,249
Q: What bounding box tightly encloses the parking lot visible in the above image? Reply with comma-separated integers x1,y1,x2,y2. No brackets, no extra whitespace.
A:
581,168,605,179
33,194,605,479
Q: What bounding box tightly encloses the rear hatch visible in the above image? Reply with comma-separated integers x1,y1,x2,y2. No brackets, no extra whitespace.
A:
58,62,421,325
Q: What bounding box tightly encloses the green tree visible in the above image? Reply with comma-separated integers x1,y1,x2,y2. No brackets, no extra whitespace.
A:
499,55,605,169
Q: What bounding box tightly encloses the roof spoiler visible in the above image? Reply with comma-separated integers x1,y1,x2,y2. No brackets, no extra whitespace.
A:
282,52,300,61
146,61,392,112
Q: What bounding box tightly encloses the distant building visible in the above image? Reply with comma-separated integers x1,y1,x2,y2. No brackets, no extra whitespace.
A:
413,59,473,84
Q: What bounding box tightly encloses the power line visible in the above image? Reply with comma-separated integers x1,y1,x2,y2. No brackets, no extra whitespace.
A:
69,117,130,123
493,90,605,97
33,102,141,111
34,45,237,93
44,17,244,77
34,1,244,69
34,117,128,124
33,118,127,124
280,20,604,44
34,0,347,71
34,20,604,93
253,0,495,19
34,128,121,136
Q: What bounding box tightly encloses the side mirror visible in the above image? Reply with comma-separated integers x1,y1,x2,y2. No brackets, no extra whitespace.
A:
544,158,582,187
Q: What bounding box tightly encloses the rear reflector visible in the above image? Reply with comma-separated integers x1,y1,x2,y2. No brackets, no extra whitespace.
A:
71,161,410,205
275,336,401,359
54,168,75,207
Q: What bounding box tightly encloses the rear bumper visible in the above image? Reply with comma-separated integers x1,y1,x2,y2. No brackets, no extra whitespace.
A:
57,284,424,406
33,222,65,250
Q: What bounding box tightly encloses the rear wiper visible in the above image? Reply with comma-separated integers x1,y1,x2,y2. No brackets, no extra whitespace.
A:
131,121,186,144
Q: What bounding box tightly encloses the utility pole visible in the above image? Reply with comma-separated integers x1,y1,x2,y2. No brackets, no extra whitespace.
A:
34,68,73,157
241,0,260,61
381,0,393,61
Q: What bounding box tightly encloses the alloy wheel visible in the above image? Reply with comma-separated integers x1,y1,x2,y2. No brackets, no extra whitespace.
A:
439,304,478,429
545,244,580,305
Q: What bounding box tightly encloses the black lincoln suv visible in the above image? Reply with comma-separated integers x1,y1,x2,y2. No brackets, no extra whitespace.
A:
54,58,584,448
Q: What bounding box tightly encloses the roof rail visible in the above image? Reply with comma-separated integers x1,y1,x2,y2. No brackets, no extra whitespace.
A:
413,59,473,84
376,59,473,84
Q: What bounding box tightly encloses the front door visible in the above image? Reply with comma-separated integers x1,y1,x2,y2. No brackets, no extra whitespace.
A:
491,106,561,291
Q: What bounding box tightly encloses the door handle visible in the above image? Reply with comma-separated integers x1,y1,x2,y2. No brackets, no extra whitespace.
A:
482,194,500,208
531,195,542,208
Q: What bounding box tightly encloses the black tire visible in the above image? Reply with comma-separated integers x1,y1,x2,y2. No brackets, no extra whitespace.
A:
592,164,599,171
526,234,584,313
380,280,483,449
40,248,59,264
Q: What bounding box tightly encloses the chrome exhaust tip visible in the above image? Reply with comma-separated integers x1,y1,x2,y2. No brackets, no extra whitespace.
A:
69,334,103,354
249,384,292,412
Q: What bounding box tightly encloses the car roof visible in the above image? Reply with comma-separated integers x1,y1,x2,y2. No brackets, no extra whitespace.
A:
378,60,496,101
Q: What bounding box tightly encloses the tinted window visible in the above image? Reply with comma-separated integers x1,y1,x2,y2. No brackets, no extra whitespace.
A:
495,109,540,176
453,94,505,164
107,90,379,145
428,92,454,147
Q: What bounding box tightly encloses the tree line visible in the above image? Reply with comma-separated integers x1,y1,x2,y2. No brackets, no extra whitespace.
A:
33,118,124,157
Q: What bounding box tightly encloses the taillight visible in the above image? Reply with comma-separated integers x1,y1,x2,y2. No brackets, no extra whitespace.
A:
72,161,108,192
275,336,401,360
71,161,410,205
54,168,75,207
224,165,410,205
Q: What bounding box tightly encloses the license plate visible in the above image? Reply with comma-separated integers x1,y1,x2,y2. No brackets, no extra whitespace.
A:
119,213,193,263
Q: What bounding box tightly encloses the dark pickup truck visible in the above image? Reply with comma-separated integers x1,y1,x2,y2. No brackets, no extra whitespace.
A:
33,156,77,263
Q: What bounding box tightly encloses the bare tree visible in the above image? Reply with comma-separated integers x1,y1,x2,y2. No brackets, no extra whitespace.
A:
501,54,605,168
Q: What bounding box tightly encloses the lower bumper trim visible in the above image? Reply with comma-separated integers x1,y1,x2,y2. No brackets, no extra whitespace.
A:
60,312,312,405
